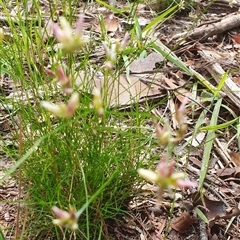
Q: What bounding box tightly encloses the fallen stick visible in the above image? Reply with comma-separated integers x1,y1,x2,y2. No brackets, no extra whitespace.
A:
199,49,240,107
187,13,240,41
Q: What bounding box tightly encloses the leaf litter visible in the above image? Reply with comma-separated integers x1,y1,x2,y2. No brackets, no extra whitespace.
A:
1,0,240,239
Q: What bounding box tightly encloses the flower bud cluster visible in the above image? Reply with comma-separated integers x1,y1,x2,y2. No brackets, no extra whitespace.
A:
138,100,197,197
41,14,131,231
103,32,129,69
42,15,90,118
49,15,88,53
154,101,188,146
52,206,79,231
138,155,197,198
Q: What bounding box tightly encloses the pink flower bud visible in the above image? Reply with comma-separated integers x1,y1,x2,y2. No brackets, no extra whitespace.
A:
176,179,198,189
41,93,79,118
154,121,170,146
117,32,129,52
44,67,55,77
52,206,78,231
66,92,79,117
157,155,175,178
52,206,70,219
56,67,72,93
138,155,197,198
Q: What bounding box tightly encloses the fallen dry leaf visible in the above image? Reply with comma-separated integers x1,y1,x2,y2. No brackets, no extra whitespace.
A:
155,218,166,238
192,192,226,222
171,212,197,233
191,191,240,224
129,52,164,73
216,166,240,178
185,132,206,147
218,207,240,220
162,76,192,103
229,151,240,166
202,198,226,222
97,75,159,106
78,74,160,107
232,33,240,44
216,167,237,177
231,76,240,86
95,13,118,33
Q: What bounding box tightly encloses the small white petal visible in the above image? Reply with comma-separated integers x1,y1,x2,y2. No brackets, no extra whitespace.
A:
138,168,159,183
59,17,73,38
41,101,65,117
68,92,79,109
53,219,62,226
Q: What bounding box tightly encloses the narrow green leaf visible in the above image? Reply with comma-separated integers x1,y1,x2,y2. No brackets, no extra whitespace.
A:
193,109,208,134
191,69,216,94
98,14,107,37
134,16,142,42
195,207,209,224
0,137,43,185
143,5,178,34
0,229,5,240
200,117,239,131
198,98,222,190
76,170,117,218
237,120,240,149
213,71,228,97
95,0,127,17
0,124,65,185
150,42,193,76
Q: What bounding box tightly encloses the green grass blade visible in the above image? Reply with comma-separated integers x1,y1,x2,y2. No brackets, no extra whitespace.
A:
200,117,239,131
143,5,178,34
150,41,193,76
190,68,217,94
134,15,143,43
198,98,222,190
76,170,117,218
0,123,66,185
213,71,228,97
0,137,43,185
95,0,127,17
237,120,240,149
195,207,209,224
0,229,5,240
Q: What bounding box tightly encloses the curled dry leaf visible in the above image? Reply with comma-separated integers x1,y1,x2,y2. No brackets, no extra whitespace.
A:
171,212,197,233
192,191,240,224
192,192,226,222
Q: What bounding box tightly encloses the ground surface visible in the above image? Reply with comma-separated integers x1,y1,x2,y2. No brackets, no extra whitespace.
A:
1,0,240,239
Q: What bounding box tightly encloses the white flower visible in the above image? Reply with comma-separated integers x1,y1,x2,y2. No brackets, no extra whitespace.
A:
50,15,88,53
